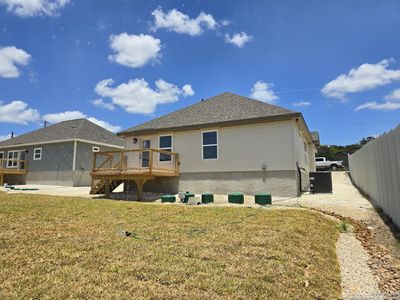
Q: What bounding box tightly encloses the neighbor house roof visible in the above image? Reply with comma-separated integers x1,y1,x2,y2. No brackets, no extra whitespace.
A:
0,119,124,149
119,92,301,136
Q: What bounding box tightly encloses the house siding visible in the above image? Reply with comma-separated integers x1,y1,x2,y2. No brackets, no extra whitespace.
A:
2,141,122,186
124,120,306,196
1,142,74,186
73,142,120,186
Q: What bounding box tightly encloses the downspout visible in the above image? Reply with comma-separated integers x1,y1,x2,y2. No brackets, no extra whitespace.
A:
72,140,77,171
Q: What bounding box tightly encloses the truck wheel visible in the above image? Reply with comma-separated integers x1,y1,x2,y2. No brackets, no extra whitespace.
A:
331,165,338,171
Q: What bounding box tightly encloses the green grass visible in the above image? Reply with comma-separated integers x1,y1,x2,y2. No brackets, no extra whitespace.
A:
336,221,351,233
0,192,341,299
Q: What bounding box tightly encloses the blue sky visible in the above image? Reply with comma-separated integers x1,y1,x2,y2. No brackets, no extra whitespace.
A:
0,0,400,145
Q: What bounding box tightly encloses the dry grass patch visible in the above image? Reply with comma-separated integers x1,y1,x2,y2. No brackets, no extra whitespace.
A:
0,192,341,299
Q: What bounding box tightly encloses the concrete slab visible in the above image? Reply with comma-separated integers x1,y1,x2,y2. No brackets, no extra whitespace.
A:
1,184,123,198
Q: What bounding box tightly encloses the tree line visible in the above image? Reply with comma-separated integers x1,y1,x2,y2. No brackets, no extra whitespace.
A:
316,136,375,161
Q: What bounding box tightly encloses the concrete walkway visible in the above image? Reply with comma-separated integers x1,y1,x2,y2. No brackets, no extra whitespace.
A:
276,171,376,221
1,184,123,198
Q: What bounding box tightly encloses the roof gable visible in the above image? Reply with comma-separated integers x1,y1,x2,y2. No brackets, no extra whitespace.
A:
0,119,123,148
119,92,299,136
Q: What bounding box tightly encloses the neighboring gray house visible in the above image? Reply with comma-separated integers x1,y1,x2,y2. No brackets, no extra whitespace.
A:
0,119,123,186
91,92,318,197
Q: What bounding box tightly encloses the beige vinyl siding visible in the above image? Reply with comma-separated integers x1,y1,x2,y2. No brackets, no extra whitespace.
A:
124,120,297,173
292,121,315,172
308,144,317,172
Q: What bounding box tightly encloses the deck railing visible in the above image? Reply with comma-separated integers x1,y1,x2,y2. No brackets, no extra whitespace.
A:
91,149,179,177
0,158,28,173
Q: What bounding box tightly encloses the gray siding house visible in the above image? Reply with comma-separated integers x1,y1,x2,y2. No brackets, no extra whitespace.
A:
91,92,318,197
0,119,123,186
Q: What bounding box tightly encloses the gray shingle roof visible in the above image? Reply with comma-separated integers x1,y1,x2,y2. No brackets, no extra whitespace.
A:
0,119,124,148
119,92,299,136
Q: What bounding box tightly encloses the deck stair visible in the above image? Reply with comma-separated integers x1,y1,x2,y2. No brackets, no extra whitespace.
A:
90,179,123,195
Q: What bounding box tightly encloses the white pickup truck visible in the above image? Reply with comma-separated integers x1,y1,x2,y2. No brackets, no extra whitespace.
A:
315,157,344,171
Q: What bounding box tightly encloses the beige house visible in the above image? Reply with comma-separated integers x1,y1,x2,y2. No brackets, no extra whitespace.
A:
91,92,318,197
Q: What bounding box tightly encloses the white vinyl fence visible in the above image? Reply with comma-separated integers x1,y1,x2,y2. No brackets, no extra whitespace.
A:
349,125,400,228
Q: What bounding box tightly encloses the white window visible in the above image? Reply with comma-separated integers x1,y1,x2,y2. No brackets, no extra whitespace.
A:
0,151,3,159
92,146,100,152
7,150,19,168
33,148,42,160
202,131,218,160
159,135,172,162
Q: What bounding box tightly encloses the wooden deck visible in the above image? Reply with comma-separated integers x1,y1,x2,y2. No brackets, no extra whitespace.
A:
0,158,28,185
90,149,179,197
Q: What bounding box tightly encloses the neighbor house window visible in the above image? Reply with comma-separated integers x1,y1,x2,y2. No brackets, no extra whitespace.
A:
0,151,3,159
159,135,172,161
0,152,3,168
33,148,42,160
202,131,218,160
92,146,100,152
7,150,19,168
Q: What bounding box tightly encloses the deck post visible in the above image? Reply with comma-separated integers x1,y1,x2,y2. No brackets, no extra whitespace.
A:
134,178,148,201
0,173,4,186
120,151,123,172
149,150,153,175
175,153,179,175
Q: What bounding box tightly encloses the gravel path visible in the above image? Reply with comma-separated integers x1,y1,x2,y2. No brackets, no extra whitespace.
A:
336,232,382,299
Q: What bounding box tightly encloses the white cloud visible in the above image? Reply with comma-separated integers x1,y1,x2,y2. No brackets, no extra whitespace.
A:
89,98,115,111
250,81,278,103
151,7,218,36
293,101,311,107
95,78,195,114
0,133,12,141
322,59,400,100
86,117,121,133
182,84,195,96
0,100,40,124
108,33,161,68
225,32,253,48
0,0,70,17
0,46,31,78
355,101,400,111
384,88,400,101
43,111,122,132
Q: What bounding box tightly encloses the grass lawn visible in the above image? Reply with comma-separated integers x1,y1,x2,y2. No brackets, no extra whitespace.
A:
0,192,341,299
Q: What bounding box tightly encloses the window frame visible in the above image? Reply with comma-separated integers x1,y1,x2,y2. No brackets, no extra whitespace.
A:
0,151,4,159
201,130,218,160
92,146,100,152
7,150,19,168
33,147,42,161
158,134,173,162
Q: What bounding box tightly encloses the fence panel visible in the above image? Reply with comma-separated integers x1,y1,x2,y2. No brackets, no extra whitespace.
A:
349,125,400,228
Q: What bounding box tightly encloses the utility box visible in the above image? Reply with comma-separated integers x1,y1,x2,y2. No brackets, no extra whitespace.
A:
309,172,332,193
202,193,214,204
228,192,244,204
255,193,272,205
